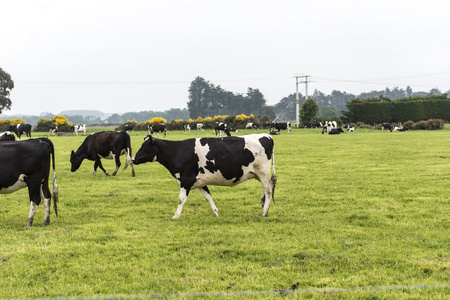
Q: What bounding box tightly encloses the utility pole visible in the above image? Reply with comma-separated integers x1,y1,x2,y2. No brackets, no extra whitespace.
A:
295,74,310,127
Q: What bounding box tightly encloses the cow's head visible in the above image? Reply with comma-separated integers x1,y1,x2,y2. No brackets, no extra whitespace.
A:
132,135,159,165
70,150,84,172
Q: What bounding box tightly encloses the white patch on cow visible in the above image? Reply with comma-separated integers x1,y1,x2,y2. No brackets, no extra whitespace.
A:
172,187,188,219
26,201,39,226
0,174,27,194
174,173,182,186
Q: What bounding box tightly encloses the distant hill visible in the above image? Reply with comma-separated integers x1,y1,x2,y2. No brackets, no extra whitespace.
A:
59,110,107,118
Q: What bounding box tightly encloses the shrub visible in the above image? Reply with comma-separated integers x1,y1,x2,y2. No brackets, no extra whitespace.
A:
413,120,428,130
426,119,444,130
0,119,11,131
402,121,414,130
10,118,26,126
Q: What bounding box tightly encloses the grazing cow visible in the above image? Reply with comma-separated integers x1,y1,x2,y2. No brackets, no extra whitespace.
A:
214,122,230,137
8,124,32,139
246,122,260,129
0,138,58,226
197,123,204,130
398,127,408,132
49,125,58,136
124,124,135,132
347,127,355,132
0,131,15,141
381,123,393,132
71,124,87,136
271,122,291,134
133,133,277,219
70,131,135,177
184,124,191,131
148,124,167,138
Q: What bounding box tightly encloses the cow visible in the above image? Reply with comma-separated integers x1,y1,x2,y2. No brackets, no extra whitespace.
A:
124,124,135,132
197,123,204,130
269,130,280,135
271,122,291,134
398,127,408,132
246,122,260,129
8,124,32,139
184,124,191,131
0,138,58,226
49,125,58,136
0,131,15,141
148,124,167,138
70,131,135,177
381,123,393,132
214,122,230,137
132,133,277,219
71,124,87,136
327,128,344,135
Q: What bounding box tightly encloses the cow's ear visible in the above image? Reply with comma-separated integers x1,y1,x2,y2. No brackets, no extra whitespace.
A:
71,150,74,155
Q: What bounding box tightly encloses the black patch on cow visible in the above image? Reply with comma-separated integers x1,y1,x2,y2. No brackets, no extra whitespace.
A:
201,137,255,183
258,136,273,160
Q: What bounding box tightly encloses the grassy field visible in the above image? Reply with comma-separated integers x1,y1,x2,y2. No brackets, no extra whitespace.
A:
0,127,449,299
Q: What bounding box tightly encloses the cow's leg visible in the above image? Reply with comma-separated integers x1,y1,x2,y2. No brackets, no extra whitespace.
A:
123,148,136,177
94,159,110,176
259,175,276,217
199,186,219,217
26,184,41,226
41,183,51,226
111,154,120,176
172,187,189,219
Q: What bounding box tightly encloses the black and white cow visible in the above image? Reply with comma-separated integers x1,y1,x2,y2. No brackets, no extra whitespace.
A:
132,133,277,219
197,123,205,130
271,122,291,134
8,124,32,139
0,131,15,141
124,124,135,132
71,124,87,136
70,131,135,177
0,138,58,226
246,122,260,129
184,124,191,131
49,125,58,136
381,123,393,132
214,122,230,137
148,124,167,138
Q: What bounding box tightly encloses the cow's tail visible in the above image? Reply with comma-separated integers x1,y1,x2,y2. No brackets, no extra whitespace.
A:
270,141,277,203
39,138,58,216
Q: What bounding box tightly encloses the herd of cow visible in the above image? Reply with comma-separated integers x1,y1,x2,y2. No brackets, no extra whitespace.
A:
0,123,279,226
1,119,407,226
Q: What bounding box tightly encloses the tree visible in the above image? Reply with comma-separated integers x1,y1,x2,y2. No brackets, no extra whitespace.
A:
299,98,319,124
0,68,14,114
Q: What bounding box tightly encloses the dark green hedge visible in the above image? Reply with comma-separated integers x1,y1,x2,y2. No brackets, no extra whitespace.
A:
343,94,450,123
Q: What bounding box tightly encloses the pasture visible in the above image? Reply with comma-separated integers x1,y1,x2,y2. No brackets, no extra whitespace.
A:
0,127,449,299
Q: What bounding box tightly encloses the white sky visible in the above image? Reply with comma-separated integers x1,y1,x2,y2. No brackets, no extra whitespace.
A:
2,0,450,115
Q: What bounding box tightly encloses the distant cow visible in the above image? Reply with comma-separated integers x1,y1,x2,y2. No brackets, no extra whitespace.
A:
8,124,32,139
327,128,344,135
49,125,58,136
148,124,167,138
246,122,260,129
271,122,291,134
124,124,135,132
381,123,393,132
132,133,277,219
71,124,87,136
184,124,191,131
270,130,280,135
0,131,15,141
197,123,204,130
70,131,135,177
214,122,230,137
0,138,58,226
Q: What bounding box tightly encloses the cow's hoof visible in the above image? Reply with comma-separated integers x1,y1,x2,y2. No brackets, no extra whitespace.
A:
172,215,180,220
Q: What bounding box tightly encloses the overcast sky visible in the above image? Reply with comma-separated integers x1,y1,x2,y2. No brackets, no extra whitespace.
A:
2,0,450,116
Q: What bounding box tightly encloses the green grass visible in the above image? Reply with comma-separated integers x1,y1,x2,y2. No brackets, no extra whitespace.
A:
0,127,449,299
